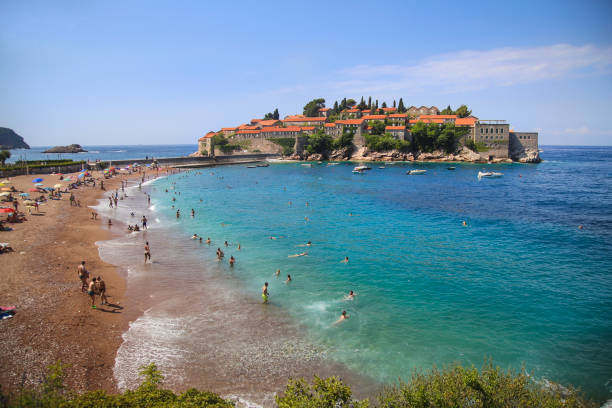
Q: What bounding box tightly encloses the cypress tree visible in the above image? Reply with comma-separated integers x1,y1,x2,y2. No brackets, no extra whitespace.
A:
273,108,279,120
382,101,388,108
393,100,396,108
398,98,406,113
368,96,372,109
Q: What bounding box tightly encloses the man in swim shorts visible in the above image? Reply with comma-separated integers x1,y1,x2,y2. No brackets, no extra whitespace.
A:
77,261,89,292
144,242,151,263
88,278,97,309
262,282,269,304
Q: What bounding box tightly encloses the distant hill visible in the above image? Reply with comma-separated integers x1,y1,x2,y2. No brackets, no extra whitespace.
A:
43,144,87,153
0,127,30,149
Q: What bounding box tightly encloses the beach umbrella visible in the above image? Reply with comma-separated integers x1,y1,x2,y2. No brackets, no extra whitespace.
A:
0,208,14,213
77,173,84,179
19,193,29,197
29,188,39,192
34,183,44,187
64,177,72,181
0,192,10,197
32,178,43,183
54,184,62,189
43,187,54,191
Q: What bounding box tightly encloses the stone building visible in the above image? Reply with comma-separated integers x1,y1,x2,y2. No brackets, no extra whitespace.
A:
472,120,510,159
282,117,327,127
362,114,387,124
407,106,439,116
388,113,408,126
385,126,408,141
324,123,341,138
198,132,216,156
336,119,367,145
260,126,303,139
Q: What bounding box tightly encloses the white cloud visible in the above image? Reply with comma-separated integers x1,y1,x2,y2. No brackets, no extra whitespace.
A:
332,44,612,94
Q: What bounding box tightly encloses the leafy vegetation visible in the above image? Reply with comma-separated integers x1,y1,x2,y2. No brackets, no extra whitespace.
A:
0,150,11,165
0,159,86,172
411,122,469,153
332,131,354,150
365,134,411,152
264,108,280,120
277,376,368,408
269,137,295,155
212,134,240,154
303,98,326,117
305,131,333,157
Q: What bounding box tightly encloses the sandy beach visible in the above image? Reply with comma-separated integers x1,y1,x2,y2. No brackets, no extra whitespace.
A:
0,169,149,393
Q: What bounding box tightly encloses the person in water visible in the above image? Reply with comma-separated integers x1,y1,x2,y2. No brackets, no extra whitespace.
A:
176,209,180,218
275,269,280,278
199,237,203,243
462,220,467,227
334,310,349,325
341,256,349,263
289,252,308,258
229,256,235,266
262,282,269,304
206,237,211,245
191,234,198,239
285,274,292,284
144,241,151,263
224,241,229,247
345,290,355,300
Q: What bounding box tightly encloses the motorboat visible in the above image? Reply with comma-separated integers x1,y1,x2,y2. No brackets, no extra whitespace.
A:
353,165,371,171
247,165,257,168
447,167,456,170
301,163,312,167
352,169,365,174
379,166,386,169
407,169,427,175
478,171,503,179
256,163,269,167
327,162,340,166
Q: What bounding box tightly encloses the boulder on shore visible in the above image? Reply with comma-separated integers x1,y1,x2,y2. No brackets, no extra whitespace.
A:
43,144,87,153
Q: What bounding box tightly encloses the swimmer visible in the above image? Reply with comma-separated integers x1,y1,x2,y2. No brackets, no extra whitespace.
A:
275,269,280,278
288,252,308,258
270,236,277,240
191,209,195,217
341,256,349,263
296,241,312,247
304,216,309,221
237,243,241,250
199,237,203,243
334,310,349,325
262,282,269,304
191,234,199,239
176,209,180,218
229,256,235,266
462,221,467,227
344,290,355,300
130,212,135,217
578,225,584,230
206,237,211,245
224,240,229,247
285,274,292,284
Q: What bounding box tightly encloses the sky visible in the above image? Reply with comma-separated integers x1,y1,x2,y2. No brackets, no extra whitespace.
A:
1,0,612,146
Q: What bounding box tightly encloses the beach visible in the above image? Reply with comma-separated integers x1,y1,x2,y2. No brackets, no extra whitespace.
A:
0,170,142,393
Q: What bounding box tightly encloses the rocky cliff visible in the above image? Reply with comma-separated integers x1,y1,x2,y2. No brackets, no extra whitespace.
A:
0,127,30,149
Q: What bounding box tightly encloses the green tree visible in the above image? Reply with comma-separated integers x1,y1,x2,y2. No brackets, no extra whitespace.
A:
0,150,10,165
346,98,356,108
393,100,396,108
333,130,354,150
381,101,387,108
357,96,367,110
440,104,454,115
333,101,339,114
398,98,406,113
273,108,279,120
339,98,347,111
369,120,386,135
306,130,333,157
303,98,326,117
455,104,472,118
437,123,457,153
367,96,372,109
277,376,369,408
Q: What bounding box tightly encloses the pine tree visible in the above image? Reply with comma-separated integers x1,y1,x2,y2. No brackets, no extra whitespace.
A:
393,100,396,108
382,101,388,108
398,98,406,113
368,96,372,109
273,108,279,120
333,101,339,114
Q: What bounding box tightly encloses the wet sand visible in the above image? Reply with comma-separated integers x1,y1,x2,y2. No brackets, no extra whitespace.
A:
0,170,147,393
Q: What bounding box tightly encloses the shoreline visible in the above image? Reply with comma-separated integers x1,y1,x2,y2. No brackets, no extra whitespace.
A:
0,169,156,393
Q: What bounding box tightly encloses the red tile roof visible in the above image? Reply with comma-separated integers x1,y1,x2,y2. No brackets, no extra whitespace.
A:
283,117,327,123
262,126,302,132
346,108,360,113
419,114,457,119
199,132,217,141
301,126,315,131
362,115,387,120
259,119,280,127
336,119,365,125
221,127,238,131
324,123,337,128
236,129,261,134
388,113,408,118
318,108,330,111
409,118,445,124
382,107,397,112
251,119,262,123
385,126,405,130
455,117,477,126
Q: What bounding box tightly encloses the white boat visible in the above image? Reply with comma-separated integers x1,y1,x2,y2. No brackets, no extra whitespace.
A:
352,169,364,174
353,165,371,171
478,171,503,179
407,169,427,175
327,162,340,166
301,163,312,167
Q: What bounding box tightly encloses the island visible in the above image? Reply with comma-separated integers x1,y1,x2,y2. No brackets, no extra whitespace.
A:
0,127,30,150
195,98,540,163
43,144,88,153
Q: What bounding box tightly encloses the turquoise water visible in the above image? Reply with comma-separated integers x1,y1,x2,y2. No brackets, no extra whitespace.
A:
147,147,611,401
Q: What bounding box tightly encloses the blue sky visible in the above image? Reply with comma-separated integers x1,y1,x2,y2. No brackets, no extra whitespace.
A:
1,0,612,146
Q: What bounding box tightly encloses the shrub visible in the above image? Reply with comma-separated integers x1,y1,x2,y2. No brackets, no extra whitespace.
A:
306,131,333,157
333,131,354,150
269,138,295,155
276,376,368,408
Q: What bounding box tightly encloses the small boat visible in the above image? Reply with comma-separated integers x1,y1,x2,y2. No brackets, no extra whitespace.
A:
256,163,269,167
407,169,427,175
301,163,312,167
353,165,371,171
317,161,323,164
247,165,257,168
478,171,503,179
379,166,386,169
447,167,456,170
352,169,364,174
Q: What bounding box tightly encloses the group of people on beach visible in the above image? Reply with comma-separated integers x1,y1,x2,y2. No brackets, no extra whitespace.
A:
77,261,108,309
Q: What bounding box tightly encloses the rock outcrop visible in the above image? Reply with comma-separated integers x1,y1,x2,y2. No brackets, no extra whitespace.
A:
511,148,541,163
43,144,87,153
0,127,30,149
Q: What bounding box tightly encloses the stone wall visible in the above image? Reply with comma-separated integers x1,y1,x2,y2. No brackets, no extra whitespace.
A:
474,122,510,158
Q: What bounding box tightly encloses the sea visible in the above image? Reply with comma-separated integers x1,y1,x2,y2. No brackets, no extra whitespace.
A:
86,145,611,406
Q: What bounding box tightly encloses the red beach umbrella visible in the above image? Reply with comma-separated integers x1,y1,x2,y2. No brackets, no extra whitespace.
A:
29,188,39,192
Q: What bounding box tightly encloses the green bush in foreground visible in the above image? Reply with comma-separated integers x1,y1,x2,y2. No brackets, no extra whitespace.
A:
0,361,596,408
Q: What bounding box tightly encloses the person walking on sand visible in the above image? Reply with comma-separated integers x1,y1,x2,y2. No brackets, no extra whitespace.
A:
97,276,108,305
142,215,148,230
77,261,89,292
88,278,97,309
144,241,151,263
262,282,269,304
